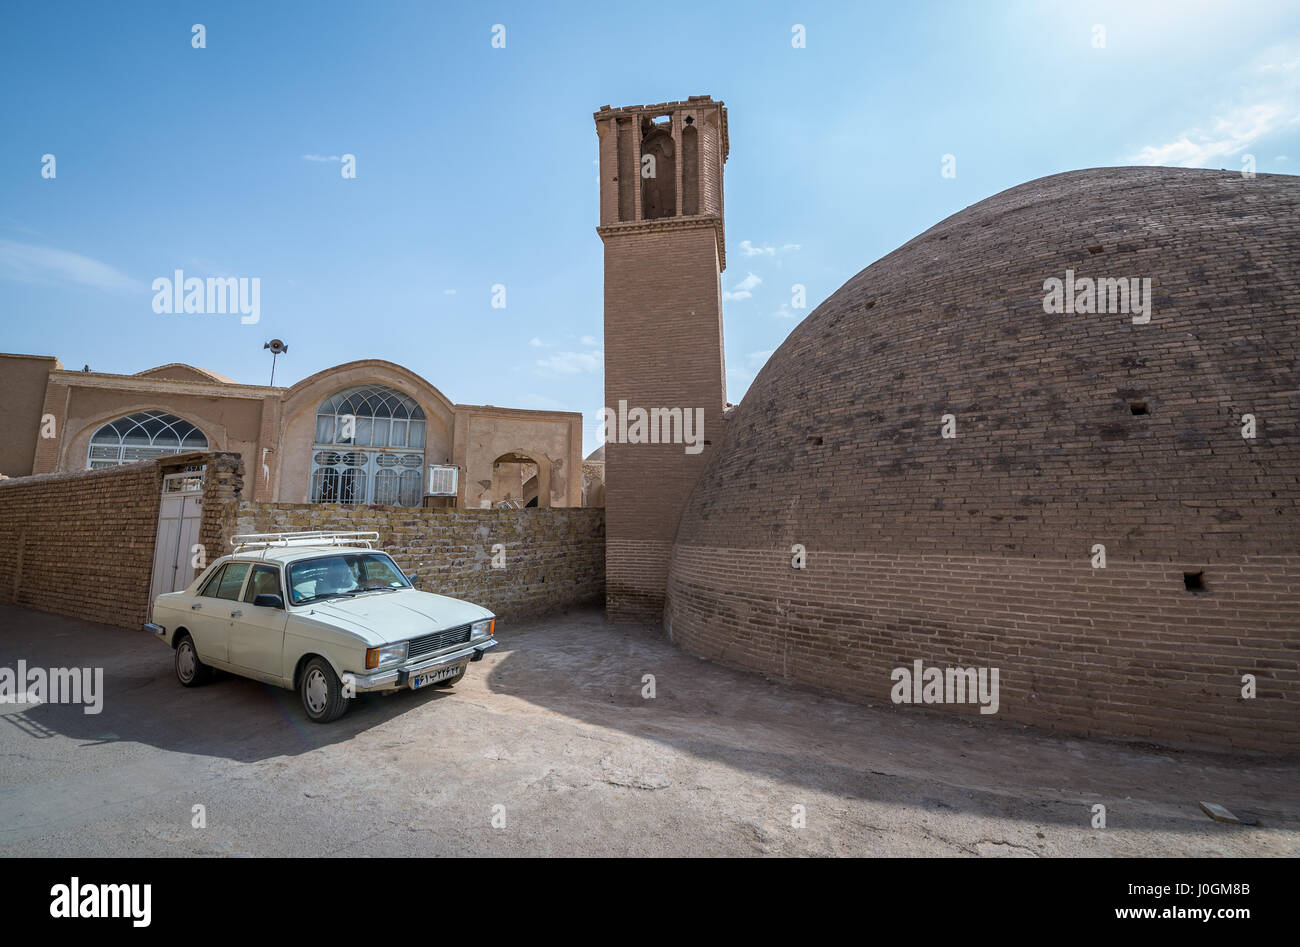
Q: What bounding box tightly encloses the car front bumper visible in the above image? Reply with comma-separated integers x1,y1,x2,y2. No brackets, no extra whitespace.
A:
345,637,499,692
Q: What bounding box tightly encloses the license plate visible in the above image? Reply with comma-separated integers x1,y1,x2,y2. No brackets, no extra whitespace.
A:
410,664,465,689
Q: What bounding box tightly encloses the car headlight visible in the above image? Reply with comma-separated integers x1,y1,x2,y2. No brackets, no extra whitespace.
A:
471,618,495,638
365,641,409,670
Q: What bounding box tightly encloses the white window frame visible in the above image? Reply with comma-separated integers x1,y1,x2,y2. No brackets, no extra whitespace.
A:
87,411,208,468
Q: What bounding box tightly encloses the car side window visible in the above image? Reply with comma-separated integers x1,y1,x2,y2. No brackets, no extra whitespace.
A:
243,565,282,604
197,564,228,598
213,562,251,601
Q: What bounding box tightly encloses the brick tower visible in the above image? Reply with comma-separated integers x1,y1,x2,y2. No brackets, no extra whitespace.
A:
595,96,730,622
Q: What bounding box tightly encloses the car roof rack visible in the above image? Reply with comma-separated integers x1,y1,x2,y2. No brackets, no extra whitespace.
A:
231,531,380,557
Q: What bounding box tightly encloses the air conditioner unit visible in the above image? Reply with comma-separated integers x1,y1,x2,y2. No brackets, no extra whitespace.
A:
426,464,459,497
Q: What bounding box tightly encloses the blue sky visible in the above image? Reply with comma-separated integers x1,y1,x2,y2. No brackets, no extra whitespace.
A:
2,0,1297,454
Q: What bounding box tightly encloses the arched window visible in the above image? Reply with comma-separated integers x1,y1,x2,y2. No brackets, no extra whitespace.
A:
640,123,677,220
87,411,208,468
310,385,426,507
682,123,700,216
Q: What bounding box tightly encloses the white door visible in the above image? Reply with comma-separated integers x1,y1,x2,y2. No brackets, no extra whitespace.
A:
151,471,205,602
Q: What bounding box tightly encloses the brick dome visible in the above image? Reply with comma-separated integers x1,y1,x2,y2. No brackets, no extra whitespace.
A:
666,167,1300,752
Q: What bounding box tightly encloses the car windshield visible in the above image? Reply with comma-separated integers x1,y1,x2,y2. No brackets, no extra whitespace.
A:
288,552,411,605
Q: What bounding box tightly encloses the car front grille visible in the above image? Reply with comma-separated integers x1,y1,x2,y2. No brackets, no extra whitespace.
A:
407,625,472,660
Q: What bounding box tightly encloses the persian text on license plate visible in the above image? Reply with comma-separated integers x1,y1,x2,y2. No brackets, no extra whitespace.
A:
411,664,465,689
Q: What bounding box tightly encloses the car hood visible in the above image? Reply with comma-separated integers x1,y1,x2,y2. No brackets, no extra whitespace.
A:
296,590,492,644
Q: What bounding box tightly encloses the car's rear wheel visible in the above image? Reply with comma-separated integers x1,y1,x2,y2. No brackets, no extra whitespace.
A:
175,634,212,687
435,663,468,687
300,657,349,723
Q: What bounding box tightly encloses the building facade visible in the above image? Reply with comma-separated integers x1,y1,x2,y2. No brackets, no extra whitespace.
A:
0,353,592,509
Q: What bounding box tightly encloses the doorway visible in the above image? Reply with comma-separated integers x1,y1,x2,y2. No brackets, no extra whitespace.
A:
150,469,205,601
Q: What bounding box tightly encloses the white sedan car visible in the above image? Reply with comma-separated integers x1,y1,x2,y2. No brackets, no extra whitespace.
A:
144,532,498,722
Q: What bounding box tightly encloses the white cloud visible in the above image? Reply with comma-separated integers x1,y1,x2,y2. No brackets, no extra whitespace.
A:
1258,52,1300,74
1129,46,1300,168
443,288,457,295
738,240,800,257
580,335,600,347
536,349,602,374
1129,103,1294,167
529,337,545,347
301,154,342,162
723,271,762,301
0,240,143,293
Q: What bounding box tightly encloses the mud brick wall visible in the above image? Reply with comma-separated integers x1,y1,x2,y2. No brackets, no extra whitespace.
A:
190,453,245,575
0,463,160,630
0,452,243,631
602,224,728,623
234,503,605,622
597,99,731,624
665,168,1300,754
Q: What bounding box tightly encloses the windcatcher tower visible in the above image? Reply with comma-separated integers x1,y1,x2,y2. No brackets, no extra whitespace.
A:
595,96,729,622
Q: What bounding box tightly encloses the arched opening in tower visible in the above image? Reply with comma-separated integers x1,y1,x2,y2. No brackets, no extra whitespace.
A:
640,123,676,220
682,122,699,215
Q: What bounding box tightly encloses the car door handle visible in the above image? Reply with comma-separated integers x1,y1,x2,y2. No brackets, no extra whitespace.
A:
230,610,243,618
191,603,203,610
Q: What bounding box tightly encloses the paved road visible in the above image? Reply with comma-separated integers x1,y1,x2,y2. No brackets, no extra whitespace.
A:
0,604,1295,856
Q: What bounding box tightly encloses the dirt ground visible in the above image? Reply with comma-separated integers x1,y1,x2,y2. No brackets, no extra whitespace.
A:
0,604,1295,857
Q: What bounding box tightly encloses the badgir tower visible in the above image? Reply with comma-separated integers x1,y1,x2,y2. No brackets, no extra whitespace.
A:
596,96,1300,753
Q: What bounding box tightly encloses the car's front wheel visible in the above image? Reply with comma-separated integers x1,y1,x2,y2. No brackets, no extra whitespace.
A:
300,657,350,723
175,634,212,687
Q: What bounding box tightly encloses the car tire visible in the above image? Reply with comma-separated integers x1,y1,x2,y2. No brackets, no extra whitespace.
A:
175,634,212,687
435,663,467,687
300,657,350,723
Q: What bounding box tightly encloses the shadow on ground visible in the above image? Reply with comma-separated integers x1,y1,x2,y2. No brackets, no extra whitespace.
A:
1,603,1296,845
479,608,1300,836
0,605,451,763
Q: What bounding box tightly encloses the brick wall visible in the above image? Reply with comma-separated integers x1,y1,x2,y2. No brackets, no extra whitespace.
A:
665,167,1300,753
234,503,604,622
602,224,727,621
667,549,1298,752
192,453,246,582
597,98,730,624
0,451,244,630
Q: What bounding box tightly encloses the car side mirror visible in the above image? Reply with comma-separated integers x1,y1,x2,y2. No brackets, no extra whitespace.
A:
405,573,419,587
254,593,284,610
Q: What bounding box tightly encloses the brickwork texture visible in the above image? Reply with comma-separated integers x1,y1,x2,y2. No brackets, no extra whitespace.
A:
235,503,605,622
664,167,1300,753
0,451,244,630
598,98,730,621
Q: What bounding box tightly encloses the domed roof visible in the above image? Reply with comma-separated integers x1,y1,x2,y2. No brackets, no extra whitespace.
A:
664,166,1298,751
677,167,1300,562
136,362,236,384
